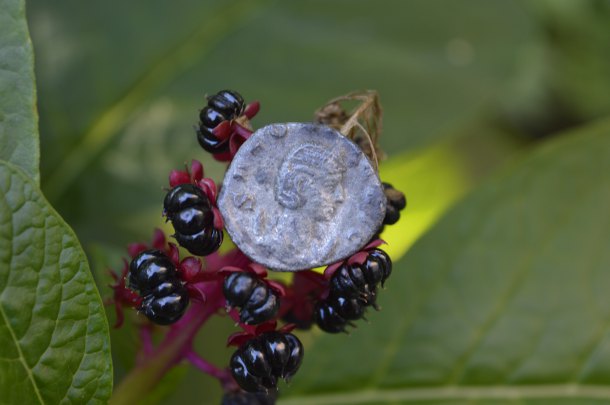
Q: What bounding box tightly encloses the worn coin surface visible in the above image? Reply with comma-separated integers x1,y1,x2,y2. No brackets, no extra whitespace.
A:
218,123,386,271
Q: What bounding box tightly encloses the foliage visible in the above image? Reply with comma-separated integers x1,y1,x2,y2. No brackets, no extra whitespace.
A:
0,1,112,403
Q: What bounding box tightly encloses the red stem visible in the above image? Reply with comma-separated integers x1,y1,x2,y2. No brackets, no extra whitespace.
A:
185,350,231,383
110,281,226,405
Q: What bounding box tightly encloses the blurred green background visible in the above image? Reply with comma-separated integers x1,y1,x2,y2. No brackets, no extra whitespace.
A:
26,0,610,403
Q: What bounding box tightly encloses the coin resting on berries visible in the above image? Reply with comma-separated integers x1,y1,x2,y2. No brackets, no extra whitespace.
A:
109,90,406,404
230,331,304,393
163,183,223,256
128,249,189,325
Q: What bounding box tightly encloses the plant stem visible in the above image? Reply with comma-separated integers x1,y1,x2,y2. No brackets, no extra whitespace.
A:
109,281,224,405
186,350,230,382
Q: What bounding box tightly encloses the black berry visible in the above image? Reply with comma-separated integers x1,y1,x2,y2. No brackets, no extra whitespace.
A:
330,263,377,304
224,272,279,325
382,182,406,225
315,296,369,334
208,90,245,117
128,249,189,325
197,89,245,154
197,128,230,154
163,183,222,256
314,248,393,333
366,248,392,287
230,332,303,393
173,226,223,257
200,106,228,128
330,248,392,302
140,279,189,325
129,249,176,296
315,300,348,333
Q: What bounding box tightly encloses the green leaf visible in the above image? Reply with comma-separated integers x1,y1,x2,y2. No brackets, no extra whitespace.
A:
526,0,610,120
379,121,527,261
0,0,40,182
0,160,112,404
28,0,541,209
282,120,610,404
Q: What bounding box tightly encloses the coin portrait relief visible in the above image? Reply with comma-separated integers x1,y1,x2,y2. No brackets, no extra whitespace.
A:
218,123,386,271
272,143,347,261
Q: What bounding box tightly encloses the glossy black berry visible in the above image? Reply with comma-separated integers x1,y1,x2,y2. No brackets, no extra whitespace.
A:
330,249,392,303
200,106,228,127
163,184,222,256
334,296,367,320
330,263,377,303
208,90,245,117
174,227,223,257
197,89,245,154
128,249,189,325
366,249,392,287
382,182,406,225
315,296,367,333
129,249,176,296
140,279,189,325
221,390,276,405
164,183,208,214
224,273,279,325
197,127,230,154
230,332,303,393
316,249,392,333
315,301,348,333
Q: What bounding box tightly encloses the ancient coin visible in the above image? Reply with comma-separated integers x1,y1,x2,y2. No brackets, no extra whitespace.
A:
218,123,386,271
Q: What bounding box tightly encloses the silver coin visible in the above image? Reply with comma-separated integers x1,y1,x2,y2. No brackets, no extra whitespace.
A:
218,123,386,271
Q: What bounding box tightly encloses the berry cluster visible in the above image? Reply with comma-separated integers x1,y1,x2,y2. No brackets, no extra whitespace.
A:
128,249,189,325
198,90,244,154
108,90,406,404
317,248,391,333
230,331,303,392
196,89,260,161
164,183,223,256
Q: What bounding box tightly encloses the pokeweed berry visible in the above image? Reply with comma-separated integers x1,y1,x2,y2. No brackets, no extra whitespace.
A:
208,90,245,117
164,183,223,256
128,249,175,295
230,331,303,393
330,263,378,304
366,248,392,287
140,279,189,325
382,182,407,225
129,249,189,325
198,90,245,154
315,296,368,334
330,248,392,304
224,272,279,325
314,248,391,333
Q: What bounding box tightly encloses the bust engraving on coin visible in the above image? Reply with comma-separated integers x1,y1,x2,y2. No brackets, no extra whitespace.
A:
218,123,386,271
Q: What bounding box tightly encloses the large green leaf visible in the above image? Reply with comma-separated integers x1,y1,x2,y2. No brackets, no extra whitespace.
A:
0,160,112,404
526,0,610,120
380,121,527,260
0,0,40,182
281,120,610,404
27,0,541,241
